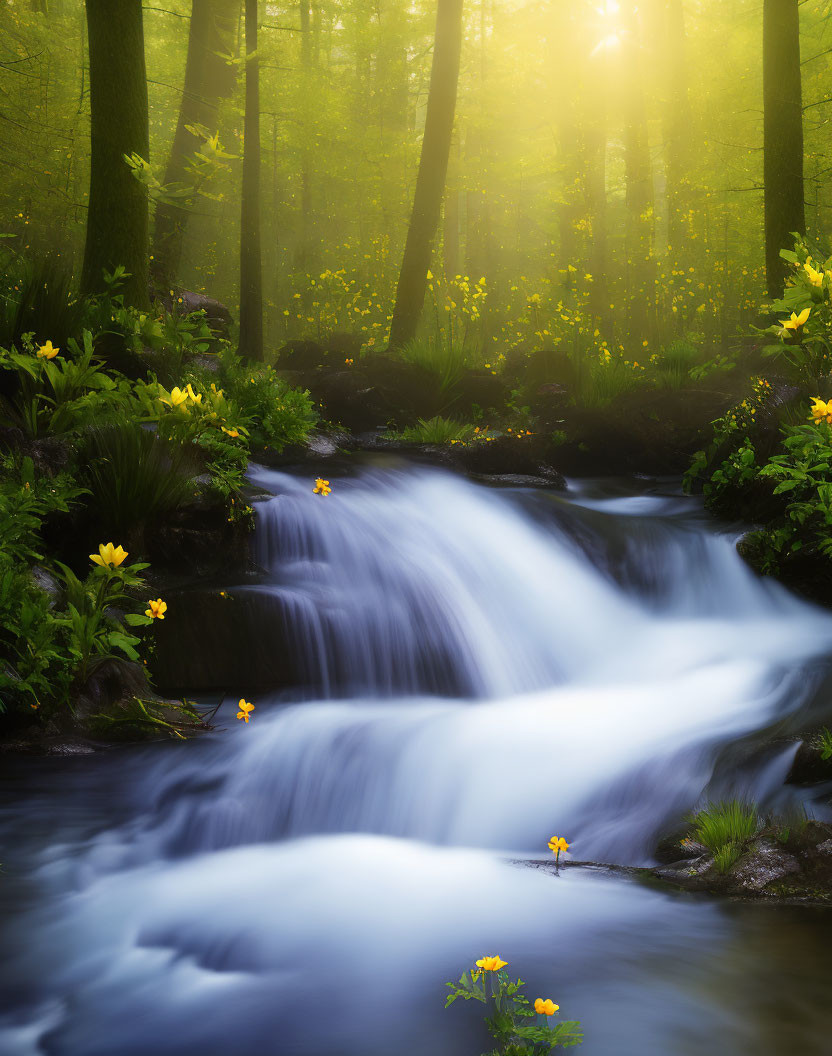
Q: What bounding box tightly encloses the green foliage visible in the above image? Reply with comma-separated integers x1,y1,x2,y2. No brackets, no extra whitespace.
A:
217,347,317,450
81,421,197,540
818,728,832,761
399,338,476,399
395,416,477,444
690,801,758,854
445,964,583,1054
89,696,209,740
568,346,642,408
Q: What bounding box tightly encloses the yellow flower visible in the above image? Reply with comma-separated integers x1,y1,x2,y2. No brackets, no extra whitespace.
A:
475,956,507,972
159,386,190,410
804,261,824,287
36,340,59,359
548,836,570,858
186,383,203,405
237,698,255,722
534,998,560,1016
145,598,167,620
313,478,332,496
222,426,240,438
810,397,832,425
89,542,128,568
779,306,811,331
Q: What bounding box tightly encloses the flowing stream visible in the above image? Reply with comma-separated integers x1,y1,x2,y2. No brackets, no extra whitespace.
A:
3,463,832,1055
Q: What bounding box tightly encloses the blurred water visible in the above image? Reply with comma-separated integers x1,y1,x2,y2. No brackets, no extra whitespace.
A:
2,465,832,1055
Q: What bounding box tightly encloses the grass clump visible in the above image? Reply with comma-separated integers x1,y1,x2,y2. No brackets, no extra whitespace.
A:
818,727,832,761
713,843,743,875
395,416,476,444
690,800,758,853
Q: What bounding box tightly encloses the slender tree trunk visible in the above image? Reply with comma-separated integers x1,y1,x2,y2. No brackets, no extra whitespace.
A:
663,0,692,259
622,2,654,344
443,132,460,279
295,0,314,271
389,0,464,349
81,0,149,307
763,0,805,297
150,0,237,289
238,0,263,360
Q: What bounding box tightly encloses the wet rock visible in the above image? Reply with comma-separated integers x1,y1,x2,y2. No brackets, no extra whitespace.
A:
73,657,151,722
31,565,62,608
733,838,801,893
151,587,303,693
786,737,832,785
471,473,561,489
458,434,566,488
278,339,328,372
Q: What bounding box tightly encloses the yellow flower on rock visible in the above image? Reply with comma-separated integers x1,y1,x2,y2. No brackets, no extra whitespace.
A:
779,306,811,331
534,998,560,1016
89,542,128,568
237,698,255,723
810,397,832,426
313,478,332,496
475,956,507,972
145,598,167,620
36,340,59,359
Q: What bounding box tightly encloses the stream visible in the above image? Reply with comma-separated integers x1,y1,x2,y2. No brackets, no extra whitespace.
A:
3,463,832,1054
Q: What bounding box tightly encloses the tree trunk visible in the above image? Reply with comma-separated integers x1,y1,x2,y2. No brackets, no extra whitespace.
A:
388,0,464,349
80,0,149,307
238,0,263,360
150,0,237,289
763,0,805,297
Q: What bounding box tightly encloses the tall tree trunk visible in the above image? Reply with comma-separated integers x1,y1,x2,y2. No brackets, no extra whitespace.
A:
150,0,237,289
295,0,313,271
389,0,464,349
663,0,692,259
443,132,460,279
763,0,805,297
81,0,149,307
238,0,263,360
622,1,654,345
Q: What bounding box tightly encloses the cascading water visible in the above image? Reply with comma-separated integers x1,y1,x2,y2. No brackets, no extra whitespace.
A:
3,463,832,1056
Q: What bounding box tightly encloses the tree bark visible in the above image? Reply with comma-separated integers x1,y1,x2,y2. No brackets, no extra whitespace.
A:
81,0,150,308
238,0,263,360
763,0,805,297
388,0,464,349
150,0,238,289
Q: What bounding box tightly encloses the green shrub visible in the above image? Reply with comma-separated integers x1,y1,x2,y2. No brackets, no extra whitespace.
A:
399,338,476,398
690,800,758,853
818,728,832,761
218,347,316,449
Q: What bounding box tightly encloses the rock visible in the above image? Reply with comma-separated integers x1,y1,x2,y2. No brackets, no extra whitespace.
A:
278,339,328,372
503,345,577,390
73,657,151,722
311,368,391,431
458,434,566,488
31,565,62,608
471,473,561,489
786,737,832,785
148,495,252,580
178,291,233,337
733,838,801,893
453,371,509,414
151,587,304,693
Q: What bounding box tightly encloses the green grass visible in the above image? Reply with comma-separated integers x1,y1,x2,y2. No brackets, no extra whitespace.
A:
0,257,86,351
818,727,832,761
394,416,476,444
713,843,743,875
569,352,642,408
82,421,197,539
398,339,478,396
690,800,758,853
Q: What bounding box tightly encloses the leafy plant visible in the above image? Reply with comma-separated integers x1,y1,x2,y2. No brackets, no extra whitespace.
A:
0,257,86,351
217,347,316,449
445,959,583,1054
690,800,758,854
818,727,832,761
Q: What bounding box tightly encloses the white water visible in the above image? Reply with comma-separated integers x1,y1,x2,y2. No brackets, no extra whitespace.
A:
3,465,832,1055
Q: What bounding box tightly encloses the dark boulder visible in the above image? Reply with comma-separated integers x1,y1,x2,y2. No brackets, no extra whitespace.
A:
458,434,566,488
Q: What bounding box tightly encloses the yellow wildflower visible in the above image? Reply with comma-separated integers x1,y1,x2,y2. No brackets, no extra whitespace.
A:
89,542,128,568
145,598,167,620
779,306,811,331
804,261,824,288
475,956,507,972
810,397,832,426
548,836,570,863
313,478,332,496
534,998,559,1016
186,383,203,405
222,426,240,438
236,698,255,723
159,386,190,410
36,340,59,359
